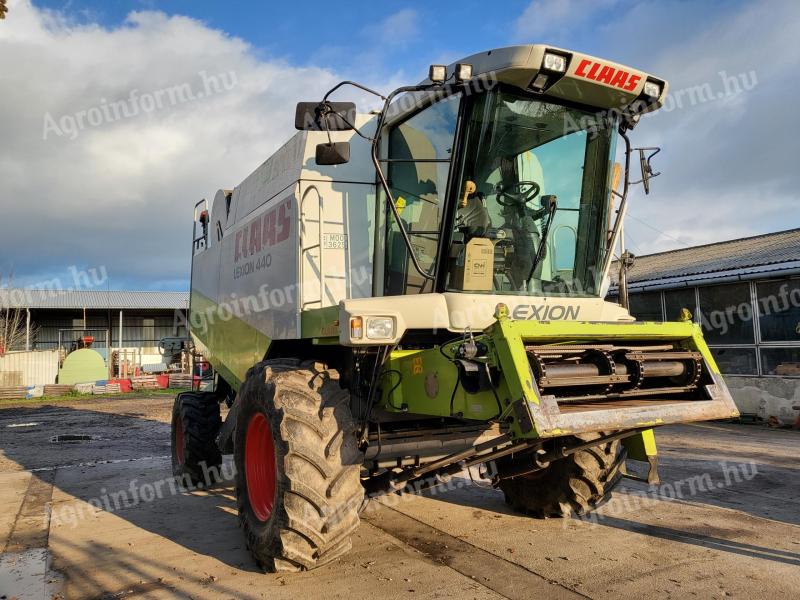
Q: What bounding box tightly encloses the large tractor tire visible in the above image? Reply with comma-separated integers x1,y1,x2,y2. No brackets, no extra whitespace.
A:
234,359,364,572
171,391,223,485
497,433,625,518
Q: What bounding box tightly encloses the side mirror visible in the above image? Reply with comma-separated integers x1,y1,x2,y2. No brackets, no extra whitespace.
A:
316,142,350,165
635,147,661,194
295,101,356,131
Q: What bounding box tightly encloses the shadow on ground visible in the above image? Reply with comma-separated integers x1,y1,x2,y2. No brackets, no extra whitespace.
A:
2,403,799,596
0,402,262,598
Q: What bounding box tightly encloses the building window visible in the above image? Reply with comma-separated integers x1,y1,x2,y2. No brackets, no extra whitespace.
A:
760,347,800,376
709,347,758,375
619,276,799,378
702,278,799,378
756,280,800,343
698,283,754,345
628,291,663,321
664,288,696,322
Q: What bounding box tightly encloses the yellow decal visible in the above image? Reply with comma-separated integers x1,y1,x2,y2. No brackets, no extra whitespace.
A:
412,356,423,375
320,324,339,336
395,196,406,215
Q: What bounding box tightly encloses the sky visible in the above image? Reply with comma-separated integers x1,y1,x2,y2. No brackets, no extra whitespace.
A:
0,0,798,290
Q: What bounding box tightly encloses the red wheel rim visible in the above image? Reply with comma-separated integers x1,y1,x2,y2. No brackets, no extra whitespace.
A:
175,417,185,465
245,412,276,522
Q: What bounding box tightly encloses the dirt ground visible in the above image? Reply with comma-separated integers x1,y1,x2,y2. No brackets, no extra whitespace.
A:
0,395,798,599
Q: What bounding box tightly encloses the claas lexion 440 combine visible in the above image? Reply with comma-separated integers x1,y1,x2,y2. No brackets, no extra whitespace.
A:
172,45,739,572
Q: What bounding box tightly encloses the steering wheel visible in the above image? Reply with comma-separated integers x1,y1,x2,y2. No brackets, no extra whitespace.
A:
492,181,541,207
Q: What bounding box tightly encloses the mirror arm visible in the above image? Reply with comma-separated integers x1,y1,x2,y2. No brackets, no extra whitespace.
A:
323,80,387,102
317,81,385,142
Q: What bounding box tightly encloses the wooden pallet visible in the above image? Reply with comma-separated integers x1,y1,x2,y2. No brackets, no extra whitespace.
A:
168,374,194,389
93,383,121,395
0,386,27,399
776,363,800,376
44,384,74,397
131,375,160,390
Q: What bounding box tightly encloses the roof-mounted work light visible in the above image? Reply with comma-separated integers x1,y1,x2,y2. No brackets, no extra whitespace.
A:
643,80,662,98
428,64,447,83
542,52,567,73
454,63,473,81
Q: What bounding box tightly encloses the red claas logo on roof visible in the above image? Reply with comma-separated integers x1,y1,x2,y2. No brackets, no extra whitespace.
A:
574,59,641,92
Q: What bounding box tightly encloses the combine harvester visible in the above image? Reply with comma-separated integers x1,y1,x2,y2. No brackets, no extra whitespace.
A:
173,45,739,572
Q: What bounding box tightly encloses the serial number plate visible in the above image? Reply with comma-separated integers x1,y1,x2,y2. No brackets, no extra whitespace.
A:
323,233,348,249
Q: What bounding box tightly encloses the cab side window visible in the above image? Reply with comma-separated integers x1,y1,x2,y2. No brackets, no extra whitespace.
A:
384,94,460,295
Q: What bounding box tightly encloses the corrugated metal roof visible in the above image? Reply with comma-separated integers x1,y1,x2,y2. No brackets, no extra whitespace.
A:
0,289,189,310
614,228,800,287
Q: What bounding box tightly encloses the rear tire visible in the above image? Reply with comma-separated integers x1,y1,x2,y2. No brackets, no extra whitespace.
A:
171,391,223,485
497,433,625,517
234,359,364,572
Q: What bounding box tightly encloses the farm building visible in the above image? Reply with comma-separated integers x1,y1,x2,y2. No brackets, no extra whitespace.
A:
613,228,800,424
0,289,189,376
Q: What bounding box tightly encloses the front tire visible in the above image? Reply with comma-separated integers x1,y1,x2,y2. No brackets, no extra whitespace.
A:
497,433,625,517
234,359,364,572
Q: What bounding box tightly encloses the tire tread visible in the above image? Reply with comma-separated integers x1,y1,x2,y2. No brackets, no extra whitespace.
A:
235,359,363,572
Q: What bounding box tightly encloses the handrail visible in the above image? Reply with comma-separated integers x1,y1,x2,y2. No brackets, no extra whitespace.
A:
601,128,632,283
188,198,208,335
300,185,325,308
370,85,442,282
192,198,209,252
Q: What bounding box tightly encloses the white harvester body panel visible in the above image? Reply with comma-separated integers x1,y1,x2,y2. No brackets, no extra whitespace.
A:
191,116,377,344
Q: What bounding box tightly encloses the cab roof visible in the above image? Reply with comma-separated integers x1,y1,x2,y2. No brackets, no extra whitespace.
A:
444,44,668,114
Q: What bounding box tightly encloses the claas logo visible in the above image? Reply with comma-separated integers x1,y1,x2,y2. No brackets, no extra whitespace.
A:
574,58,641,92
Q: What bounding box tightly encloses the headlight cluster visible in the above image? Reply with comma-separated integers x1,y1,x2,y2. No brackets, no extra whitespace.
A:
350,316,396,340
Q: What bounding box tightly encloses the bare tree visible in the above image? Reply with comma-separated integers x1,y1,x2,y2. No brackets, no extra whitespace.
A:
0,274,34,355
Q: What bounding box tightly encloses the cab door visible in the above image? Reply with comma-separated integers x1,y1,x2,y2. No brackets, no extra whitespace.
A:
379,94,461,296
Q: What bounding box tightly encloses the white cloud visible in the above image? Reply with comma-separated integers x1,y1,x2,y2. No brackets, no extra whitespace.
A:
611,0,800,254
362,9,420,49
2,0,797,289
515,0,620,42
517,0,800,254
0,0,345,287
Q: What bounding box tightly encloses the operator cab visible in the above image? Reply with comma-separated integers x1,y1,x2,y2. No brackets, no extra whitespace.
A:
295,44,667,305
381,86,618,299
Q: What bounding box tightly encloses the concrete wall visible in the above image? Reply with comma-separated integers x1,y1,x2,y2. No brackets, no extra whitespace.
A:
726,376,799,425
0,350,59,386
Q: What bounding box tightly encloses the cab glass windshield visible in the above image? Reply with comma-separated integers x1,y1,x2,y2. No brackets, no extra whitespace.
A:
445,88,618,297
